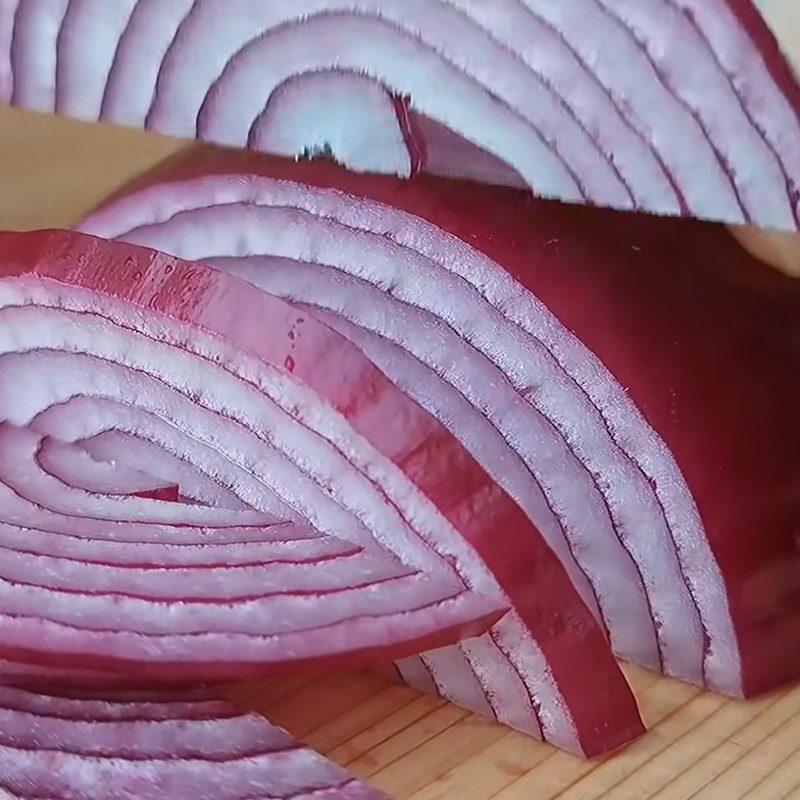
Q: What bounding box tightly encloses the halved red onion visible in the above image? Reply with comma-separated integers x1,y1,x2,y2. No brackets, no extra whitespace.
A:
36,433,179,501
0,686,390,799
80,150,800,700
0,228,642,756
4,0,800,227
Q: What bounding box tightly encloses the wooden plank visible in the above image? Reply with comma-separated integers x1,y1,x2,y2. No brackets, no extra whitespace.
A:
649,686,800,800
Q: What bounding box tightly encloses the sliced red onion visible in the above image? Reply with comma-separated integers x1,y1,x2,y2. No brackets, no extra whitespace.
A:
81,151,800,700
36,434,179,501
35,394,306,520
0,228,642,756
0,686,390,799
5,0,800,226
0,422,269,528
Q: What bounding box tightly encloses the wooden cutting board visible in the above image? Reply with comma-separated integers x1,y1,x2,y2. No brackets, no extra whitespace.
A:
1,104,798,800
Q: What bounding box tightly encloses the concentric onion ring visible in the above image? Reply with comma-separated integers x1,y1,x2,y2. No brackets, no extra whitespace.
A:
33,433,179,500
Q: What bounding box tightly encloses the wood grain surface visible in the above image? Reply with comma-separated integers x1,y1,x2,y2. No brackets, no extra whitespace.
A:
1,104,798,800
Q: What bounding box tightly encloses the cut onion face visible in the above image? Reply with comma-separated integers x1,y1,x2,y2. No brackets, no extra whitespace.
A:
0,421,502,678
0,228,642,757
0,686,390,800
78,429,250,509
81,150,800,701
4,0,800,227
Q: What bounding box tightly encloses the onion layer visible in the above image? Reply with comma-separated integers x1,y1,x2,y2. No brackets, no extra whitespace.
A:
36,433,180,501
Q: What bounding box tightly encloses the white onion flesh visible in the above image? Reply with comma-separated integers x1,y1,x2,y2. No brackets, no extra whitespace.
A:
35,434,178,500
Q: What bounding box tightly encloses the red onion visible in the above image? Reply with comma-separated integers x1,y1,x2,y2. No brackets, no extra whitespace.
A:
0,685,390,799
80,150,800,701
3,0,800,227
0,227,643,757
0,233,513,684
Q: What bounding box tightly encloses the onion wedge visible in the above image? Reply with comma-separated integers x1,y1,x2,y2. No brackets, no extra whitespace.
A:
3,0,800,227
81,150,800,699
0,227,642,756
0,418,502,681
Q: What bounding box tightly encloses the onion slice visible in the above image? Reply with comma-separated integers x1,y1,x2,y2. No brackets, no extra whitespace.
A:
0,227,642,756
4,0,800,227
0,685,390,799
81,149,800,700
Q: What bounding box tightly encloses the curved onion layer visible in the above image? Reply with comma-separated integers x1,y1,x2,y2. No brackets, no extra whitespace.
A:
1,434,204,686
0,228,643,757
0,656,163,689
3,0,800,228
36,433,179,501
82,150,800,700
0,686,390,799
